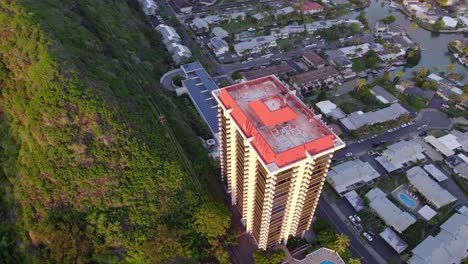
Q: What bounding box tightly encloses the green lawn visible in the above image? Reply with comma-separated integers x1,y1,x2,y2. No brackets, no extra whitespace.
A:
330,93,366,114
375,171,408,193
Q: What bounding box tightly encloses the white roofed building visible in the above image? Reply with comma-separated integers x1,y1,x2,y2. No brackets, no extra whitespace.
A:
380,227,409,253
340,103,409,130
408,211,468,264
442,16,458,28
376,140,425,172
327,159,381,195
316,100,346,120
406,167,457,209
211,27,229,39
366,188,416,233
209,37,229,56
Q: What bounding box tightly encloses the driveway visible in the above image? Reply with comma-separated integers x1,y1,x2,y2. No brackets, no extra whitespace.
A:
160,68,183,91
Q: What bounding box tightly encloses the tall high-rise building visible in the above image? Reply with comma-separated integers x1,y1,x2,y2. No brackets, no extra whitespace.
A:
213,76,345,249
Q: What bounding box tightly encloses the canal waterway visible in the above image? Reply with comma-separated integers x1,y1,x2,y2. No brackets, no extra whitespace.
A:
342,0,467,80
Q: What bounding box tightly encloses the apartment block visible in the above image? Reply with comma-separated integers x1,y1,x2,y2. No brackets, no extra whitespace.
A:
212,76,345,249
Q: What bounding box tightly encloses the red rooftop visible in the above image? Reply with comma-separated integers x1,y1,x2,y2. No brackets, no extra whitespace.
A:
214,76,335,168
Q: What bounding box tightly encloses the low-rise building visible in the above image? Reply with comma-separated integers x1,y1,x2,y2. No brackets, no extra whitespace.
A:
424,131,468,157
340,103,409,131
303,51,327,69
290,66,341,91
404,86,435,100
371,85,399,104
192,18,209,32
252,13,265,21
243,64,295,80
290,248,345,264
316,100,346,119
408,211,468,264
446,154,468,180
423,164,448,182
209,37,229,56
168,43,192,64
380,227,409,254
275,6,295,17
442,16,458,28
180,62,220,138
406,167,457,209
156,24,191,64
171,0,193,13
138,0,158,15
325,49,352,69
366,188,416,233
279,25,306,38
211,27,229,39
156,24,181,44
376,140,425,172
344,190,365,212
327,159,381,195
301,1,324,15
234,35,277,55
417,205,437,221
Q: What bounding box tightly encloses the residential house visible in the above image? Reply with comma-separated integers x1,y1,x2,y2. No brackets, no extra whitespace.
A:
192,18,209,32
375,140,425,172
303,51,327,69
340,103,409,131
316,100,346,119
211,27,229,39
408,211,468,264
327,159,381,195
209,37,229,56
371,85,399,104
290,66,341,91
406,167,457,209
301,1,324,15
233,35,277,56
366,188,416,233
171,0,193,13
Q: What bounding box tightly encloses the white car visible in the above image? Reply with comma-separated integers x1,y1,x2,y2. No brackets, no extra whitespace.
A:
349,215,357,223
354,215,361,223
345,152,353,157
363,232,373,241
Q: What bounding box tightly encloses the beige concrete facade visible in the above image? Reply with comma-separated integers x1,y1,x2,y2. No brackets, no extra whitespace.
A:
216,93,344,249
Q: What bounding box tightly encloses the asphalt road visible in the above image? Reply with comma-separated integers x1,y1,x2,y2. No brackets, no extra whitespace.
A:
317,199,381,264
335,109,452,159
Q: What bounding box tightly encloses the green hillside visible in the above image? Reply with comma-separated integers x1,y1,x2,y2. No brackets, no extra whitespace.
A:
0,0,229,263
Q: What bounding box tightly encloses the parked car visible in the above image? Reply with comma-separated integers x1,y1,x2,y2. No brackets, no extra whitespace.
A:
419,131,428,137
442,104,449,109
354,215,361,223
363,232,373,241
348,215,357,223
345,152,353,157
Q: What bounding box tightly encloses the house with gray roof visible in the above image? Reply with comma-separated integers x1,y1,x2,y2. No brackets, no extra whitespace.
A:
366,188,416,233
340,103,409,131
211,27,229,39
371,85,399,104
406,167,457,209
376,140,425,172
408,211,468,264
327,159,381,195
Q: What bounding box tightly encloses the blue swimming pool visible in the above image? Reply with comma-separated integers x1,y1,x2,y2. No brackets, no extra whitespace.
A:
320,261,335,264
399,193,416,208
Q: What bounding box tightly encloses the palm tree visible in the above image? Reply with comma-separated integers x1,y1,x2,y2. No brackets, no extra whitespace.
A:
393,71,405,83
446,63,456,72
333,233,350,254
417,67,428,78
382,71,392,81
401,80,411,89
355,79,367,92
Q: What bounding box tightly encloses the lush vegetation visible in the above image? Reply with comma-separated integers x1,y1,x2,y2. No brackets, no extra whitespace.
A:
380,15,396,24
253,249,286,264
0,0,230,263
405,47,422,65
